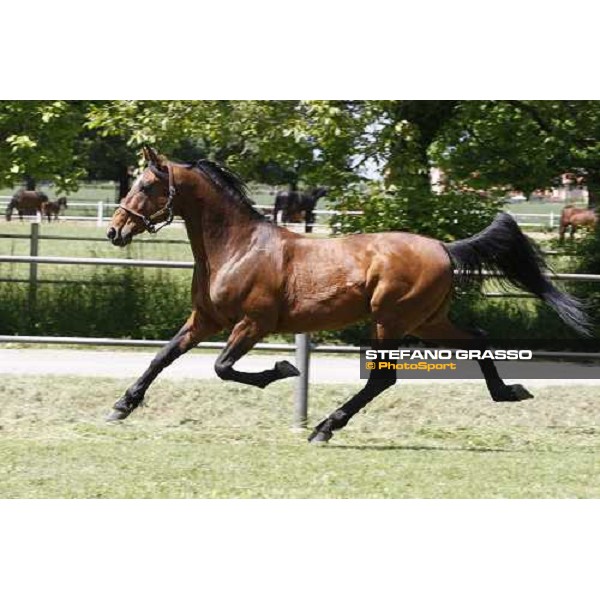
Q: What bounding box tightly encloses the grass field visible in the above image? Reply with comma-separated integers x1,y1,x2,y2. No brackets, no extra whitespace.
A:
1,375,599,498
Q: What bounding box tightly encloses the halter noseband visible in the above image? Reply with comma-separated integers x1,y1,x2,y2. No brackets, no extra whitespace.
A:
118,162,176,234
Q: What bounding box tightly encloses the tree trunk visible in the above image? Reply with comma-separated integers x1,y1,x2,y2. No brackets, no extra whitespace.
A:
24,175,36,191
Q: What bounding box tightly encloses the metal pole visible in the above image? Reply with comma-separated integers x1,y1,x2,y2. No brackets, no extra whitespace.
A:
97,201,104,227
28,222,39,325
293,333,310,429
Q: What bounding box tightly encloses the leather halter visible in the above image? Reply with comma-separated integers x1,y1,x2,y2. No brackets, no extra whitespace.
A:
118,162,176,234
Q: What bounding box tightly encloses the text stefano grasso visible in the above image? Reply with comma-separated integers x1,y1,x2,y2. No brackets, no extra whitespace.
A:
363,349,533,361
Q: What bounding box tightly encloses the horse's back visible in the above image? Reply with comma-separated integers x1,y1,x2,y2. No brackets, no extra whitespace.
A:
13,191,46,212
278,231,452,332
289,231,451,278
561,205,597,226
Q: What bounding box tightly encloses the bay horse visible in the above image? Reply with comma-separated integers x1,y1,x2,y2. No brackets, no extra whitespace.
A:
273,187,328,233
41,197,68,222
105,147,590,444
558,205,598,242
5,190,48,221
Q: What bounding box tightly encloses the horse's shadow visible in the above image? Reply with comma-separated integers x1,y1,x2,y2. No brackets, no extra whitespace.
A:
326,443,511,453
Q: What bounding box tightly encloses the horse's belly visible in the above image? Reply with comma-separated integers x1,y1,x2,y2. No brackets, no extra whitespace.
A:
278,281,368,332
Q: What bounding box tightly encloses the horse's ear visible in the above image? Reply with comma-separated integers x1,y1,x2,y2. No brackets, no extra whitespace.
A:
142,145,160,165
142,145,168,171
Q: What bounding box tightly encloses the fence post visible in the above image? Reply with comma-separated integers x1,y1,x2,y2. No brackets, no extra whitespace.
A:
550,211,554,229
293,333,310,429
97,201,104,227
28,222,39,323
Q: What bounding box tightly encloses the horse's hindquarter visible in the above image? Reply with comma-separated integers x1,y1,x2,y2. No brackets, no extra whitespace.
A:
278,233,453,333
14,191,45,213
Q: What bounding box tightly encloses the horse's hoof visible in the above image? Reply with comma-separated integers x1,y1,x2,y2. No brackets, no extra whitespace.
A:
308,428,333,444
105,408,130,422
276,360,300,378
492,384,534,402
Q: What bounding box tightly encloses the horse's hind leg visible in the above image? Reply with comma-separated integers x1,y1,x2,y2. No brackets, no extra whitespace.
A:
107,312,220,421
214,317,299,388
308,363,396,444
414,319,533,402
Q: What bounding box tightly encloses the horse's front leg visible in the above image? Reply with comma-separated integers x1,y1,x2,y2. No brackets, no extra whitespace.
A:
106,312,220,421
214,317,299,388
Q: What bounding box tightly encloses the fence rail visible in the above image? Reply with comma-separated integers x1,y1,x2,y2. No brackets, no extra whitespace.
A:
0,194,575,231
0,198,362,232
2,253,599,281
507,212,559,229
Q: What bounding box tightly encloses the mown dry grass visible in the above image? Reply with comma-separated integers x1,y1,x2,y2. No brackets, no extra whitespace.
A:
0,375,599,498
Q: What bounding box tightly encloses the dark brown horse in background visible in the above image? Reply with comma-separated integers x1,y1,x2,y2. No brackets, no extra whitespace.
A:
558,205,598,242
41,197,68,222
5,190,48,221
273,186,328,233
105,147,590,444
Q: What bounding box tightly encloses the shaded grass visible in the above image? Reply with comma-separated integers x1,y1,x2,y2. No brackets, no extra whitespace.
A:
1,376,599,498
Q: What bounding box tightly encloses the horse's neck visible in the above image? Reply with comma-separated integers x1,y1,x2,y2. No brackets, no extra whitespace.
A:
182,193,267,271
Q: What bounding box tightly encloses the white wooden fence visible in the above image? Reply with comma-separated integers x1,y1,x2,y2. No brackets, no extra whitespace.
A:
0,197,362,234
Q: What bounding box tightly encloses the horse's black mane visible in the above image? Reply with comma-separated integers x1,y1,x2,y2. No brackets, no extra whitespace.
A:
193,159,267,221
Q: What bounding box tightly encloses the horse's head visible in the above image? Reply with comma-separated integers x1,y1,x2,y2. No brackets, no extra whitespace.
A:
57,197,67,208
107,146,176,246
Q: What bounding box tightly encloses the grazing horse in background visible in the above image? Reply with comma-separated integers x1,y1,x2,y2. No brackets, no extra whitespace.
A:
558,205,598,243
41,197,68,222
5,190,48,221
105,146,590,444
273,186,328,233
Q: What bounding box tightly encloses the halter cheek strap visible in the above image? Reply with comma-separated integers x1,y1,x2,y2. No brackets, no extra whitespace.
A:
118,162,176,234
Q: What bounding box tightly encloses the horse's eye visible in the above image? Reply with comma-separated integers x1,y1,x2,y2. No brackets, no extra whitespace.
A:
140,183,152,194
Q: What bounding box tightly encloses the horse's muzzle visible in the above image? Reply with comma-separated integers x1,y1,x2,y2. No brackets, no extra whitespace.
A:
107,226,132,247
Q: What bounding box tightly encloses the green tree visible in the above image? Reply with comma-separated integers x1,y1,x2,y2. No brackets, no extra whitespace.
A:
432,101,600,205
0,101,89,191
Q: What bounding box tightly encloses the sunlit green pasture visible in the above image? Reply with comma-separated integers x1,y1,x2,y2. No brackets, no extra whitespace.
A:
1,376,599,498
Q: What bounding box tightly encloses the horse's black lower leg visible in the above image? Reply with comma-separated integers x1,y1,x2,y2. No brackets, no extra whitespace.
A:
418,321,533,403
107,317,216,421
477,356,533,402
214,319,299,389
308,370,396,444
460,327,533,402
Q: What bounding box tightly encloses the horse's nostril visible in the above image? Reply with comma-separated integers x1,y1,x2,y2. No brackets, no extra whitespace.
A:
107,227,117,240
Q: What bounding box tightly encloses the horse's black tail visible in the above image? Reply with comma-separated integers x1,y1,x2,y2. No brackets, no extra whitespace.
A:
443,212,592,337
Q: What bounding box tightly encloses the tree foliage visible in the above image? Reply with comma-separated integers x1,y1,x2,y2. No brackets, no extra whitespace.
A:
0,101,89,191
4,100,600,233
432,101,600,202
